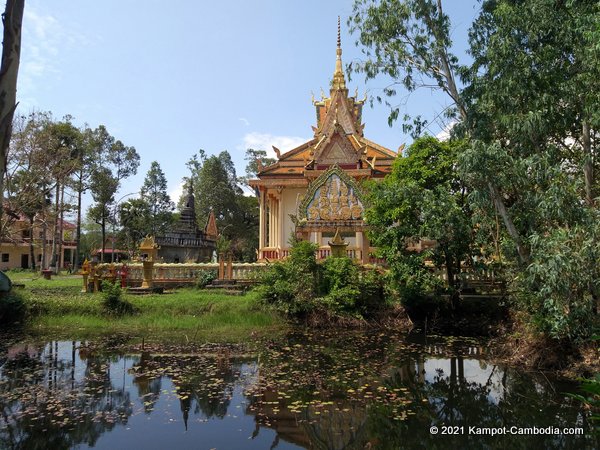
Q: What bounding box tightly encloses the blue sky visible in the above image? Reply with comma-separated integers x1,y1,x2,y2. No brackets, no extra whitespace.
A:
19,0,480,212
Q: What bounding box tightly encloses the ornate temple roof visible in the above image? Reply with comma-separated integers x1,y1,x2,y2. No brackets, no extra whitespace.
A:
250,18,398,189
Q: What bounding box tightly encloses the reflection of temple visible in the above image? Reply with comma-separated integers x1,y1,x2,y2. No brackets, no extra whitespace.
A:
155,186,218,263
250,22,398,263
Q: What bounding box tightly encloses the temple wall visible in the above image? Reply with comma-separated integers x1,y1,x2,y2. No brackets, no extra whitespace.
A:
280,188,306,246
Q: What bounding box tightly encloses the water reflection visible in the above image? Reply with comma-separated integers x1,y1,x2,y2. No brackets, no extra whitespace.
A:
0,332,596,449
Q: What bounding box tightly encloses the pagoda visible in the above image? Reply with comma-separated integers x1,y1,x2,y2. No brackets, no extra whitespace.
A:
155,185,217,263
249,19,398,263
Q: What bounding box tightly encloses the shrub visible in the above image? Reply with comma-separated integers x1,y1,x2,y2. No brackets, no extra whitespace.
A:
196,269,217,289
0,291,26,324
101,281,134,316
257,241,386,319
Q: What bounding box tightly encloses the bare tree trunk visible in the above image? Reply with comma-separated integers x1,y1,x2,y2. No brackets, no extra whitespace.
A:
0,0,24,224
28,215,35,270
50,182,60,270
74,170,83,270
57,184,64,273
41,217,47,271
100,216,106,263
489,182,530,265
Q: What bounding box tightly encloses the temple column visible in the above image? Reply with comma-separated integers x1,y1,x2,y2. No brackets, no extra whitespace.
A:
268,195,274,247
360,231,370,264
277,195,284,249
259,189,266,254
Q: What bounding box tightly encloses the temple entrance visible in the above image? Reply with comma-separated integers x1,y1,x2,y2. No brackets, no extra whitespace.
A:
21,254,28,269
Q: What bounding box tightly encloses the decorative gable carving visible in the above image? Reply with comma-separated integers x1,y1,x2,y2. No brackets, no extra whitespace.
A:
314,131,359,165
298,165,366,222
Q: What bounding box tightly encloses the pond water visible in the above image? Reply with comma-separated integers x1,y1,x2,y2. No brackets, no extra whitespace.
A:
0,330,597,450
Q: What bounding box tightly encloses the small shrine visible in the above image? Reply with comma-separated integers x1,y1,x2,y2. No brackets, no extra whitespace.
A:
155,185,217,263
249,19,398,263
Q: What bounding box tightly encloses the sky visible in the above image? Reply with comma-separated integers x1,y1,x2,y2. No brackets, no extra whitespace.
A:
18,0,480,214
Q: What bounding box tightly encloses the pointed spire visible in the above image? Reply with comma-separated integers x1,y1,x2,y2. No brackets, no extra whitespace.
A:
332,16,347,91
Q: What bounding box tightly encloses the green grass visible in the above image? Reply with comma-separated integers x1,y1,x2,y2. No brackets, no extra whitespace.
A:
5,270,287,342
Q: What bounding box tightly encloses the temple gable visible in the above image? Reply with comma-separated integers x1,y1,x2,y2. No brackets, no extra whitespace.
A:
248,18,399,263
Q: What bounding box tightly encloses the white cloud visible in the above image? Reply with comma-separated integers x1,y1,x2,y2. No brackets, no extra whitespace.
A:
435,121,456,142
169,181,185,205
239,132,307,159
19,6,88,105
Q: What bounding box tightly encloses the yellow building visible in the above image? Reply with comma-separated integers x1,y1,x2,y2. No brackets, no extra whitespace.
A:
0,214,76,271
250,23,398,263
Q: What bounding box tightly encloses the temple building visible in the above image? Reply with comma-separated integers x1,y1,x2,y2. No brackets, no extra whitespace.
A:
155,186,218,263
250,21,398,263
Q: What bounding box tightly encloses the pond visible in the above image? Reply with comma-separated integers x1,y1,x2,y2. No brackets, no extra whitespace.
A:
0,330,597,449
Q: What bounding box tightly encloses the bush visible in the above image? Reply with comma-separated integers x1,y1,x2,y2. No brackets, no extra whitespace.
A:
0,291,26,324
257,241,386,319
196,269,217,289
101,281,134,316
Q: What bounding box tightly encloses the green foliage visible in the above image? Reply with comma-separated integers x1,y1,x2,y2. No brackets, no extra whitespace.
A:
100,281,134,316
118,198,152,251
0,291,26,324
365,137,473,304
186,150,259,261
257,241,386,319
348,0,465,134
457,0,600,339
196,269,217,289
240,148,276,196
140,161,175,236
515,225,600,340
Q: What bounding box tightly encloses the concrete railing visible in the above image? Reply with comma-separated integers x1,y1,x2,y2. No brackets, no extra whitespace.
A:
125,262,267,283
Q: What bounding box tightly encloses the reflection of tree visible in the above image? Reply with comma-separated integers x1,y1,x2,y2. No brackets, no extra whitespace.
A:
128,351,248,427
248,331,598,450
0,341,133,449
365,357,598,449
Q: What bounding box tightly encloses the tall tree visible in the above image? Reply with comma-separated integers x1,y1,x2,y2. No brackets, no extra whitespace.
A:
458,0,600,336
366,137,472,304
140,161,174,236
187,150,259,261
240,148,276,197
349,0,527,263
118,198,152,252
87,128,139,262
0,0,24,225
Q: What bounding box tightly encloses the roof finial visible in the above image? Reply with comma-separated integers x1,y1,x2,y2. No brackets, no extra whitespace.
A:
332,16,346,90
337,16,341,49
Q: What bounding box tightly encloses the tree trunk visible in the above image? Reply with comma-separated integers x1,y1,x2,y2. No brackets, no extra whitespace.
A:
57,184,64,273
488,182,530,265
41,218,47,271
0,0,24,224
28,215,35,270
74,170,83,270
50,182,60,270
100,216,106,263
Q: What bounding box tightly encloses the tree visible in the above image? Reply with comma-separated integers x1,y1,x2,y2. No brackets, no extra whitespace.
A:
457,0,600,337
366,137,472,305
187,150,259,261
4,111,80,271
0,0,24,225
117,198,152,253
240,148,276,196
87,131,139,262
349,0,527,264
348,0,465,133
140,161,174,236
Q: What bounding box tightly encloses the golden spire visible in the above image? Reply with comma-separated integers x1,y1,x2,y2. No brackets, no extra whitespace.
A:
332,16,347,91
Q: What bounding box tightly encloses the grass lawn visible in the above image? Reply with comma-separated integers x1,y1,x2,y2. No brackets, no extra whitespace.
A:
5,270,286,342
